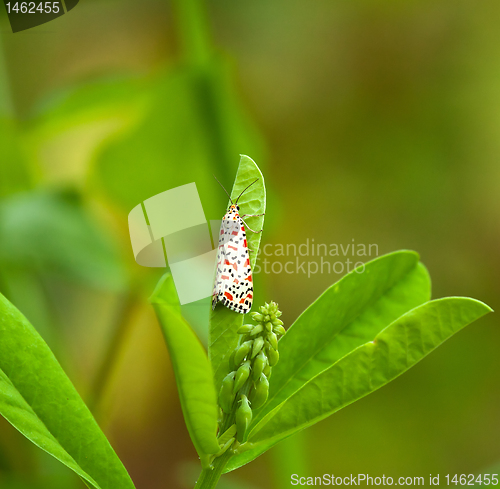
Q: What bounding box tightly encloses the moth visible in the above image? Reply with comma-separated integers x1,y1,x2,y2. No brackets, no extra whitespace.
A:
212,178,264,314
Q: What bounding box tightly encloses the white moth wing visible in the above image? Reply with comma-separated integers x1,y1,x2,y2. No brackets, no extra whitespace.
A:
212,207,254,314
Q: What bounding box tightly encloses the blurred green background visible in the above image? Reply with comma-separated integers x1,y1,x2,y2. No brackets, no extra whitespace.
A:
0,0,499,488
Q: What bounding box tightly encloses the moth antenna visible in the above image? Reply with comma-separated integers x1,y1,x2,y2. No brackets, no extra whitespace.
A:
213,174,234,204
235,179,259,204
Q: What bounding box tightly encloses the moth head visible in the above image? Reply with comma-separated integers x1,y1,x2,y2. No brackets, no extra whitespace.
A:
213,174,259,211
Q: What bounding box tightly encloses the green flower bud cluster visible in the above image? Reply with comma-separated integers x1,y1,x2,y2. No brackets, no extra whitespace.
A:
217,302,285,446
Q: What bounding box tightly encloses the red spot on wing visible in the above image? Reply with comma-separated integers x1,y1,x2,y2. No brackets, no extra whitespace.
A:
244,258,250,267
228,245,237,251
224,258,238,271
243,238,247,248
224,292,234,301
221,275,230,280
231,230,239,236
246,275,253,282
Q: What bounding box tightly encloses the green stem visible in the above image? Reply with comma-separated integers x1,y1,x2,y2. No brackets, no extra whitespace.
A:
193,379,242,489
194,450,232,489
87,288,140,415
171,0,234,177
171,0,212,66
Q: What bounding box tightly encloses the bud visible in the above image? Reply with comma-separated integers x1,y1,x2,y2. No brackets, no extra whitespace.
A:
263,301,280,316
237,324,254,334
216,437,235,457
272,318,284,326
234,340,253,365
249,324,263,337
218,424,237,447
273,324,286,336
263,364,272,378
250,312,264,322
252,350,267,381
250,373,270,409
251,336,265,358
219,372,236,413
267,346,279,366
228,349,237,371
233,361,251,393
265,322,273,332
267,332,278,350
236,395,253,443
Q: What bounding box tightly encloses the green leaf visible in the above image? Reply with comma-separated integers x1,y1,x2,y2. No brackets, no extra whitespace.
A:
226,297,492,472
0,293,136,489
209,155,266,395
229,155,266,271
150,273,221,462
254,251,431,426
0,192,127,291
